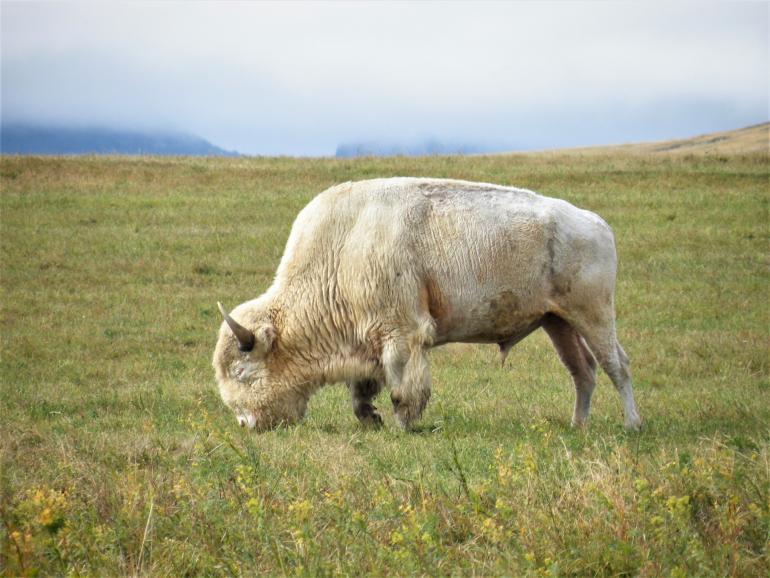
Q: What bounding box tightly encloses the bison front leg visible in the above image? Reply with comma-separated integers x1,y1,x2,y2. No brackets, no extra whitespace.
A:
384,339,432,430
348,379,384,428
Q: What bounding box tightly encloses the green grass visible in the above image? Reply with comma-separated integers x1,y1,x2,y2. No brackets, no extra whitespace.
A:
1,152,768,576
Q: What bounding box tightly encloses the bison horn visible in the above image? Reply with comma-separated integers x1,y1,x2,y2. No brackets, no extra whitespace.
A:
217,302,255,352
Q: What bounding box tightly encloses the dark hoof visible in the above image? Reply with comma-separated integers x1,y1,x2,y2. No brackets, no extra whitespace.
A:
359,412,384,428
354,403,383,428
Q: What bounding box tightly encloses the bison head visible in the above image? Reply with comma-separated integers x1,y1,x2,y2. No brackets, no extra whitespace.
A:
212,301,308,430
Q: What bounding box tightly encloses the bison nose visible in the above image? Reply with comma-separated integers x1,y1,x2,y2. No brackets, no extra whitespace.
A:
238,415,247,428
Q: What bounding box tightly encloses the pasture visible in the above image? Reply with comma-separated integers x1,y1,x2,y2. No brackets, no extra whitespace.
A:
1,151,768,576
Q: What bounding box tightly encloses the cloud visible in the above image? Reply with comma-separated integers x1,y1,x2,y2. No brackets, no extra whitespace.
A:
2,1,767,155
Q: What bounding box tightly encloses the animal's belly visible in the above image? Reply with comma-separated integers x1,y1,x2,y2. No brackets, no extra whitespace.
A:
429,287,547,345
417,213,553,345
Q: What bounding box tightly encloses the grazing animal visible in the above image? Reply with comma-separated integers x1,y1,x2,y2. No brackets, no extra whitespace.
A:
213,178,641,431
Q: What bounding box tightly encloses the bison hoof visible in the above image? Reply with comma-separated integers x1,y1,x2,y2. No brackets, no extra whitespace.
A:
625,414,642,432
359,412,384,428
354,403,383,428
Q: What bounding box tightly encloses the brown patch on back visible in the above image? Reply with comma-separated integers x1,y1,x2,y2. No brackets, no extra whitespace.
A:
417,182,504,196
417,183,454,199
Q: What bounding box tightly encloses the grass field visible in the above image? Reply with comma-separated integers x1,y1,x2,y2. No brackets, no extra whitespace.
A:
1,150,768,576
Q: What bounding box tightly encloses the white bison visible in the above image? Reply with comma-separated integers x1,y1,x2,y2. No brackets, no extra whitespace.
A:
213,178,642,431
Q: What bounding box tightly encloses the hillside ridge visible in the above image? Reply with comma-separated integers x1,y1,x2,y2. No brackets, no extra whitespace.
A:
0,124,239,156
532,122,769,155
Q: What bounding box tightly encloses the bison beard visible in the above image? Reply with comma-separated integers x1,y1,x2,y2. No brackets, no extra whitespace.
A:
212,178,642,432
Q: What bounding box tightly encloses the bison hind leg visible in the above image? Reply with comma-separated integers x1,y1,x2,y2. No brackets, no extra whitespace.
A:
542,314,597,427
348,379,384,428
564,310,642,431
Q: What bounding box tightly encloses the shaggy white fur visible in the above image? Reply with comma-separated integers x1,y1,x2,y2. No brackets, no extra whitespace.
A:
212,178,641,431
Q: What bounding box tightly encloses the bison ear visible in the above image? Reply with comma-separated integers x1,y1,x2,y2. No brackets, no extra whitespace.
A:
255,324,276,353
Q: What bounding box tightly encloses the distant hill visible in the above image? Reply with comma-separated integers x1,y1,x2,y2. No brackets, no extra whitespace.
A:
336,139,484,158
0,125,239,156
532,122,769,156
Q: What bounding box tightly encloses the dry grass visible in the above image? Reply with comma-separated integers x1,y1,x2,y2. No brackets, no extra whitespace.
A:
530,122,769,156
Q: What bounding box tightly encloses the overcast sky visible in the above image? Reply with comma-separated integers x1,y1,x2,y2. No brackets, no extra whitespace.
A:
2,1,768,155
